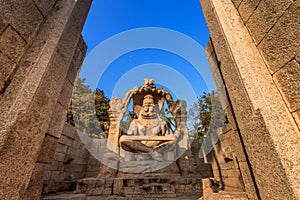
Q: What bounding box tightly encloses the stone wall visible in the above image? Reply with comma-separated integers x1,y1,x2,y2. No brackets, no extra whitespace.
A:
200,0,300,199
203,40,259,200
0,0,51,93
233,0,300,131
0,1,92,199
42,122,101,195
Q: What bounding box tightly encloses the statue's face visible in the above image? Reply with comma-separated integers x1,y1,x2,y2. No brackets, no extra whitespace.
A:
140,98,158,119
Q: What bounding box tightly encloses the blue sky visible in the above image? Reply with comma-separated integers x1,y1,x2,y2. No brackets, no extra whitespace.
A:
80,0,213,108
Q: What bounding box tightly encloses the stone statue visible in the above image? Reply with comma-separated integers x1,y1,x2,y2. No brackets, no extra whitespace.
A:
106,78,189,162
119,94,176,160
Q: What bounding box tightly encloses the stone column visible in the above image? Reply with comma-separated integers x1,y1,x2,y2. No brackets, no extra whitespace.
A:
0,0,92,199
200,0,300,199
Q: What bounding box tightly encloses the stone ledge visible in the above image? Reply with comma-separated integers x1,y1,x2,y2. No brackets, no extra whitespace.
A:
41,193,87,200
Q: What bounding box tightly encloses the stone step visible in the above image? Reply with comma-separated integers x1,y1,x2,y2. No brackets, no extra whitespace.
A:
41,193,87,200
70,175,204,198
203,191,249,200
41,193,203,200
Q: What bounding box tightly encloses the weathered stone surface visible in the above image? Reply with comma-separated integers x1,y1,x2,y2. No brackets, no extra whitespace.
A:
258,1,300,73
64,163,86,173
248,110,296,199
292,110,300,129
33,0,57,17
201,4,257,198
246,0,293,44
0,17,7,33
42,193,87,200
0,0,77,149
43,170,52,181
62,123,77,140
58,79,74,109
273,60,300,112
48,103,67,139
0,25,26,61
296,52,300,63
38,134,59,164
200,0,300,199
206,41,232,113
212,71,229,111
0,52,16,91
238,161,258,200
20,163,45,200
238,0,260,23
63,139,210,198
0,0,91,199
45,161,64,172
231,0,243,8
53,152,66,162
43,121,93,195
0,0,44,42
56,143,68,153
59,135,74,147
67,38,86,85
86,155,101,178
205,39,214,57
113,178,123,195
74,176,203,199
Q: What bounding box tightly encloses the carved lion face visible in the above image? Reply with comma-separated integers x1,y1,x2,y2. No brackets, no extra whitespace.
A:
141,78,156,92
140,95,159,119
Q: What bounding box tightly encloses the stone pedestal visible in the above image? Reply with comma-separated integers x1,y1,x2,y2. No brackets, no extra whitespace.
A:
75,174,204,198
41,139,213,199
74,140,213,199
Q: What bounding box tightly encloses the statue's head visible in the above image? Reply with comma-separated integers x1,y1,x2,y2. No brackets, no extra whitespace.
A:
141,78,156,92
139,94,159,119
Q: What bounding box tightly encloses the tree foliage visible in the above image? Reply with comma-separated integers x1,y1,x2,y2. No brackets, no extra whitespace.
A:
94,88,110,137
67,78,110,138
120,103,137,135
160,108,175,133
188,91,227,139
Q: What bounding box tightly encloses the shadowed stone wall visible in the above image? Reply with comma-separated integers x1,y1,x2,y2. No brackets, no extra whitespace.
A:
42,122,101,195
200,0,300,199
0,0,92,199
202,40,259,200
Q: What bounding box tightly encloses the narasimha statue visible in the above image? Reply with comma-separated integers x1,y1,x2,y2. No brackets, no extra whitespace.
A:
106,78,188,162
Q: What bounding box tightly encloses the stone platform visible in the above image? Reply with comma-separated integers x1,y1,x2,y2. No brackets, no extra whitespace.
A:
41,139,214,199
42,193,203,200
41,174,204,200
75,173,203,198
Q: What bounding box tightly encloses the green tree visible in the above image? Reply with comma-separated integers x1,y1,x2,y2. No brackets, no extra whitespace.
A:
67,78,110,138
160,108,175,133
120,109,136,135
188,91,227,139
94,89,110,138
